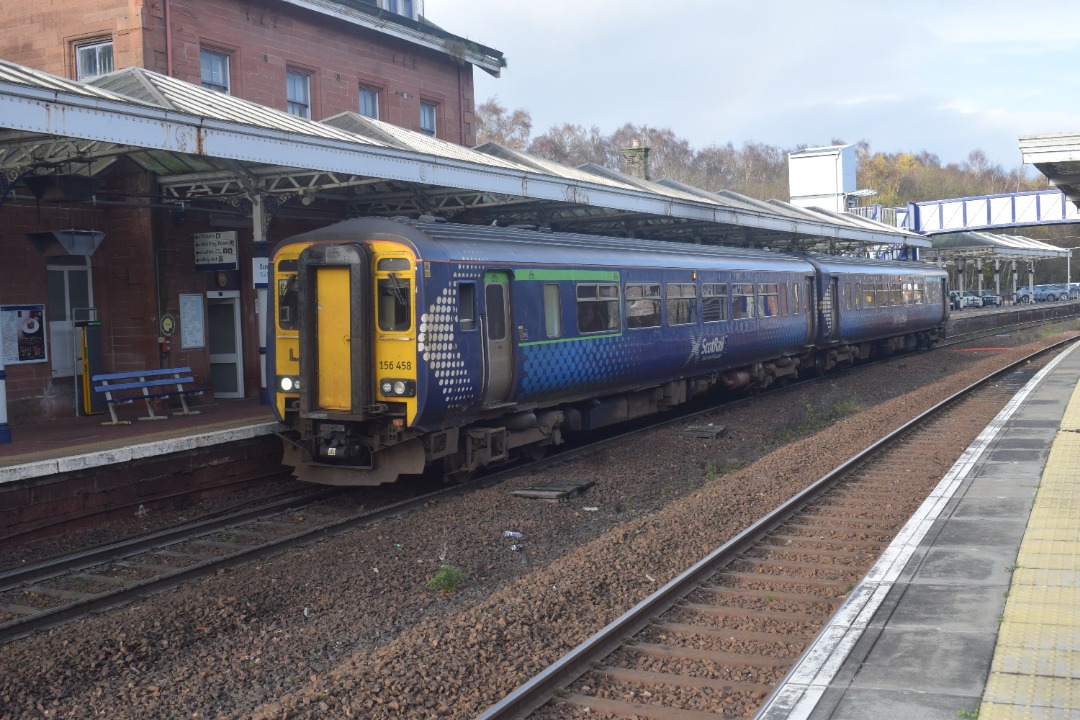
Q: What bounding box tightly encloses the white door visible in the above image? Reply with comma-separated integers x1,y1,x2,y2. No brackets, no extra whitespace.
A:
207,294,243,398
46,257,93,378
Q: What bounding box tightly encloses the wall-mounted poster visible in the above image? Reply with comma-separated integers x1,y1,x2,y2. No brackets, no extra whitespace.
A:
179,294,206,349
1,305,48,364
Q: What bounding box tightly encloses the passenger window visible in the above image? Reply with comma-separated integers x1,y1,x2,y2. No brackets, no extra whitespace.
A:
792,282,803,314
702,283,727,323
458,283,476,330
544,283,562,338
757,283,780,317
377,274,411,331
666,283,698,326
731,283,755,320
890,283,902,305
576,283,621,334
486,284,506,340
875,282,888,307
625,283,661,329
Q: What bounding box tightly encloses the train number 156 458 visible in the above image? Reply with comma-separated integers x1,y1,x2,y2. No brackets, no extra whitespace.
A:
378,360,413,370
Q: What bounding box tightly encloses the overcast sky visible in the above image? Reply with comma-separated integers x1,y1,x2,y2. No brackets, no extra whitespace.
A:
427,0,1079,170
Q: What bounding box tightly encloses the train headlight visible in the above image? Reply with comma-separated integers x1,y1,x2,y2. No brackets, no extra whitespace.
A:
379,378,415,397
278,375,300,392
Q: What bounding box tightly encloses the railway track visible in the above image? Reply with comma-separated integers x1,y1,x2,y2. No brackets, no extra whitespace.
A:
0,326,1066,651
476,338,1075,720
0,481,442,645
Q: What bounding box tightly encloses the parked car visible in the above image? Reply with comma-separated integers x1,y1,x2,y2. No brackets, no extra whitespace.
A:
960,291,984,308
949,290,982,309
978,290,1004,306
1035,284,1070,302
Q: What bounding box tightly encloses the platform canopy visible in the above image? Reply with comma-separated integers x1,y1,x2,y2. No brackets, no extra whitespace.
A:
1020,132,1080,208
0,59,929,254
921,231,1071,264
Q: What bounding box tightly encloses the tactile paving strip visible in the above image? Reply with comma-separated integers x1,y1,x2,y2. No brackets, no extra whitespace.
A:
981,381,1080,719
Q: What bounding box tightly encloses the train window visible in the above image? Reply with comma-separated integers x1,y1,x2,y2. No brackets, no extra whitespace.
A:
576,283,621,334
666,283,698,326
377,274,411,331
861,282,875,308
792,283,802,314
458,283,476,330
890,283,902,305
377,258,411,271
486,284,506,340
875,282,889,307
544,284,562,338
702,283,727,323
731,283,755,320
757,283,780,317
625,283,661,329
277,260,299,330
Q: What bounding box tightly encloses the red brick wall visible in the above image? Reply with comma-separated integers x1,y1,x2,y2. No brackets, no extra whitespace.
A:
0,0,478,145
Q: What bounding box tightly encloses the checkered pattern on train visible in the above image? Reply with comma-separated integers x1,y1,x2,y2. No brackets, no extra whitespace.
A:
519,336,637,398
418,264,483,411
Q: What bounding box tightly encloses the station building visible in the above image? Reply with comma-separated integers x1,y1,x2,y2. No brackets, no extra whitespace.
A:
0,1,503,422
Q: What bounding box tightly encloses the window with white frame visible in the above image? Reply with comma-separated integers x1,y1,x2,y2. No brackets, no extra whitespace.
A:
75,40,113,80
359,87,380,119
286,70,311,118
200,49,230,94
382,0,416,19
420,102,437,137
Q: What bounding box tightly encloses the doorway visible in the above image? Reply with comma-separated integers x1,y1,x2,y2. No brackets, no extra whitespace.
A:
46,256,93,378
207,293,243,398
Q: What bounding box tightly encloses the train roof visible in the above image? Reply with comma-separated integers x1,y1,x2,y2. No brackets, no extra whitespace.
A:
286,217,815,272
804,253,949,277
282,217,944,275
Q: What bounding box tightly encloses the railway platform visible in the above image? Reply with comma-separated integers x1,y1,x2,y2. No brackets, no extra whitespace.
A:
0,397,279,483
760,341,1080,720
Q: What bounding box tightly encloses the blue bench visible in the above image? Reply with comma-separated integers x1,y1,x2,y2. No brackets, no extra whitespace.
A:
91,367,202,425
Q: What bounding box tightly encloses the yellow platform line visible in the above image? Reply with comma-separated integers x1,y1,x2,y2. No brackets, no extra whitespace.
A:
981,382,1080,719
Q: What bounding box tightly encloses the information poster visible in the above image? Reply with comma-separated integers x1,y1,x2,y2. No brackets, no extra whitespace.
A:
179,294,205,349
1,305,48,364
193,231,238,271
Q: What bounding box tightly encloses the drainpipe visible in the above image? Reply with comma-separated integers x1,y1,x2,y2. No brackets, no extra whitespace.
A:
164,0,173,76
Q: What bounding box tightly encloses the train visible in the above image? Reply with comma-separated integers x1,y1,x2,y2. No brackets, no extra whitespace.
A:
269,217,949,485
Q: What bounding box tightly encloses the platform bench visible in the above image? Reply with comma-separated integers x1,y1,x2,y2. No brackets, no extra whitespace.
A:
91,367,202,425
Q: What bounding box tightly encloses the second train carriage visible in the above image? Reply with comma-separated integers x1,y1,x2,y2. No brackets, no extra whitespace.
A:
270,217,948,486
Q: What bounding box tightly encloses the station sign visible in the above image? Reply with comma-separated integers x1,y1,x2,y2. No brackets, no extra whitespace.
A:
194,231,238,271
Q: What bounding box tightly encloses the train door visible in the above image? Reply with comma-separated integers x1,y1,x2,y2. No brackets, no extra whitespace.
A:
316,267,352,411
828,277,841,341
483,271,513,404
804,275,815,342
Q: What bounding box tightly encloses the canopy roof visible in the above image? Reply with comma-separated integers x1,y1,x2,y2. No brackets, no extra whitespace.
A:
0,59,929,253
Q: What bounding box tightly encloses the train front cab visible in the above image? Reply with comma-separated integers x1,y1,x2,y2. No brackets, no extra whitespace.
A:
274,239,426,485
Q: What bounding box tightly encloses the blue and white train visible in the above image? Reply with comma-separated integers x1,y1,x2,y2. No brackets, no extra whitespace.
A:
269,217,948,485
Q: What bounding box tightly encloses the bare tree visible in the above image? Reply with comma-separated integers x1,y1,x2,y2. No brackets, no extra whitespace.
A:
475,97,533,149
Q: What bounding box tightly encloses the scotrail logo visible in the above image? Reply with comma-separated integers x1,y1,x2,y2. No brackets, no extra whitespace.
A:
687,334,727,364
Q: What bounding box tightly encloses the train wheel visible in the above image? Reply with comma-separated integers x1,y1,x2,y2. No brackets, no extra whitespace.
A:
814,355,828,377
